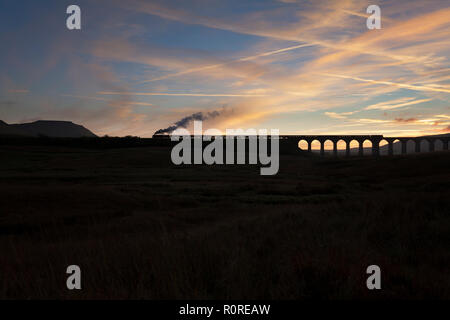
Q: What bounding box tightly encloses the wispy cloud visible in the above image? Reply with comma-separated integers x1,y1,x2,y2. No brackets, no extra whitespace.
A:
324,111,356,119
61,94,154,106
97,91,267,97
122,0,449,66
141,43,315,83
364,97,432,110
320,73,450,94
7,89,29,93
394,117,418,123
2,0,450,136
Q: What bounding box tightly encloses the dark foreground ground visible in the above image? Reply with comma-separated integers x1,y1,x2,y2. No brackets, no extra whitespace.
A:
0,145,449,299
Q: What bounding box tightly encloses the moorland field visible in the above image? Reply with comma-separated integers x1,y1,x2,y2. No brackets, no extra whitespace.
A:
0,143,449,299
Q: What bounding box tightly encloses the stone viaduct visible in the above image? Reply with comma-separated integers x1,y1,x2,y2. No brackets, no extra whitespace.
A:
153,134,449,157
279,135,450,157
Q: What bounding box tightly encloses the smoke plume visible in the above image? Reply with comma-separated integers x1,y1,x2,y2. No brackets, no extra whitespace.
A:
154,110,221,135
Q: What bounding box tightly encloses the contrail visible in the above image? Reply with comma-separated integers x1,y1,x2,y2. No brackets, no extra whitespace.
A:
140,43,315,83
61,94,154,106
364,98,432,110
127,1,443,66
341,9,395,22
320,73,450,94
98,91,266,97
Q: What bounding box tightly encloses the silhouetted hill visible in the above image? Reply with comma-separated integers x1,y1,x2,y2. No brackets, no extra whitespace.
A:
0,120,96,138
0,120,29,136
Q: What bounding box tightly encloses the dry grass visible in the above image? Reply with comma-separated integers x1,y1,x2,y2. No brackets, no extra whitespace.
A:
0,145,449,299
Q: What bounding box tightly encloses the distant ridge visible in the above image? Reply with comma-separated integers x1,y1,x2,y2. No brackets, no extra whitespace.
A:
0,120,30,136
0,120,97,138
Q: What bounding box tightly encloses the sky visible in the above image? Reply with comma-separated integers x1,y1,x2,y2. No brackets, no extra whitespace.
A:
0,0,449,137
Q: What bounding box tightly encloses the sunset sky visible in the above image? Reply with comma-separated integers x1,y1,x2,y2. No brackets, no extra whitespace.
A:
1,0,449,137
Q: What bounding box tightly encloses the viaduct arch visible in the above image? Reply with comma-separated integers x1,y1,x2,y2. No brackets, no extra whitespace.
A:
281,135,449,157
